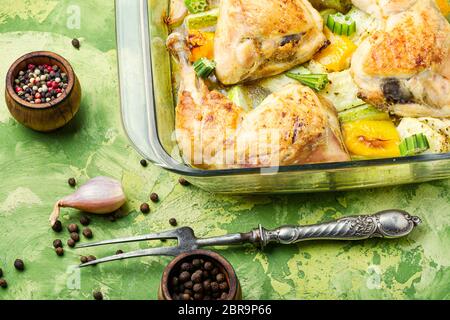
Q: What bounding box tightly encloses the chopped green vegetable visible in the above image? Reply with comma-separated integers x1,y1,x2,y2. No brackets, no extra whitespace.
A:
326,13,356,36
286,72,329,91
193,58,216,78
185,8,219,30
184,0,209,14
338,104,390,123
399,133,430,156
309,0,352,13
228,85,251,111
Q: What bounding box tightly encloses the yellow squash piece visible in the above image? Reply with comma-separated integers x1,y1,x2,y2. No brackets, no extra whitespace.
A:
435,0,450,16
313,27,357,72
188,30,215,62
342,120,401,157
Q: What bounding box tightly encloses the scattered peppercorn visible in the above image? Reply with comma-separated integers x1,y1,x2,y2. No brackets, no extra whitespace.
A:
115,250,124,255
80,216,90,226
178,177,190,186
67,239,76,248
93,291,103,300
72,38,80,49
0,279,7,289
68,177,76,187
169,218,178,227
87,255,97,262
53,239,63,248
140,203,150,214
68,223,79,233
140,159,148,167
14,259,24,271
82,228,93,239
14,64,68,104
80,256,88,263
52,220,63,232
150,193,159,202
70,232,80,242
55,247,64,256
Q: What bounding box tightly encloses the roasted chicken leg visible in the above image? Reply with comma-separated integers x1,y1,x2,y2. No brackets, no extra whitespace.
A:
351,0,450,118
167,33,350,169
214,0,328,85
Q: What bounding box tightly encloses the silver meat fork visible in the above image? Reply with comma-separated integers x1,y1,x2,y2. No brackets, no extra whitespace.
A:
77,209,421,267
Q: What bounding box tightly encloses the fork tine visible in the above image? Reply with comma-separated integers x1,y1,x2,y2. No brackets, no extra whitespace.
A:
79,246,182,268
75,229,180,249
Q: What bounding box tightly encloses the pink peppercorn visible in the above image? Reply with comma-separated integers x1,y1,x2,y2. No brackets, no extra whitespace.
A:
28,64,35,70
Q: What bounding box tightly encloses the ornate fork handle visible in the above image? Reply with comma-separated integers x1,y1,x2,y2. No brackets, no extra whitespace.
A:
255,210,421,248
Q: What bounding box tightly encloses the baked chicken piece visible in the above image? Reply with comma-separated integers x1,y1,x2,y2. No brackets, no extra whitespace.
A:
214,0,327,85
351,0,450,118
351,0,417,19
167,33,350,169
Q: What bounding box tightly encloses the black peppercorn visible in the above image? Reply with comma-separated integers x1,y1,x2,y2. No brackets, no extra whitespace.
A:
179,271,191,283
203,279,211,292
169,218,178,227
14,259,25,271
216,273,225,283
178,177,190,186
70,232,80,242
93,291,103,300
0,279,7,288
193,283,203,293
202,270,210,279
181,293,190,301
80,256,88,263
220,292,229,300
184,280,193,289
219,282,229,291
52,220,63,232
116,250,124,255
67,239,76,248
140,203,150,214
80,216,90,226
210,282,219,292
140,159,148,167
68,223,79,233
88,255,97,262
72,38,80,49
150,193,159,202
211,267,219,276
184,289,193,296
180,262,192,272
53,239,63,248
194,293,203,300
191,270,203,283
55,247,64,256
82,228,93,239
68,177,76,187
192,258,201,268
204,261,213,271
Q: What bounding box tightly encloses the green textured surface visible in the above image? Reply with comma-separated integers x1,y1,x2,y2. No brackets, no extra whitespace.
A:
0,1,449,300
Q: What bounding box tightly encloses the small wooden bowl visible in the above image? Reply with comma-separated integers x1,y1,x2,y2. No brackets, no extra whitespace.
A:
5,51,81,132
158,250,242,300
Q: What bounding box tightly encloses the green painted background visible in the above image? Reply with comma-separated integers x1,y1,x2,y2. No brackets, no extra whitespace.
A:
0,1,449,300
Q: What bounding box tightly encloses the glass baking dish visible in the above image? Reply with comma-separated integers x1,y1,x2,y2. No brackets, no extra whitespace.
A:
115,0,450,193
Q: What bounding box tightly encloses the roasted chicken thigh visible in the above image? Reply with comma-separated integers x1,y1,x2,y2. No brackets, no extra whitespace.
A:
167,33,350,169
351,0,450,118
214,0,327,85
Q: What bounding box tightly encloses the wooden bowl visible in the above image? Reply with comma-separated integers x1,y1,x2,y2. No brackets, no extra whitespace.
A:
158,250,242,300
5,51,81,132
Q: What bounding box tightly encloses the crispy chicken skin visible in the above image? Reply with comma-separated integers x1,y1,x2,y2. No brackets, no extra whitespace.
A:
214,0,327,85
167,33,350,169
351,0,450,118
